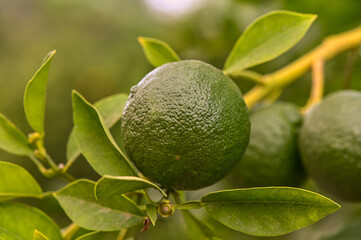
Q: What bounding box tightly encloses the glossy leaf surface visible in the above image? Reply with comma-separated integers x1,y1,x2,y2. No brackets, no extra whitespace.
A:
224,11,316,74
24,50,56,135
138,37,180,67
201,187,340,236
54,180,144,231
72,91,136,177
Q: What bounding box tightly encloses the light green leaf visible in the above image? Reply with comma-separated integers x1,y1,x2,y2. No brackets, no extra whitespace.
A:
95,175,167,200
72,91,136,177
181,210,214,240
224,11,316,74
33,229,49,240
175,201,204,210
75,231,119,240
0,202,62,240
0,114,33,156
66,93,128,169
54,179,144,231
201,187,340,236
146,204,157,226
0,161,42,201
138,37,180,67
24,50,56,135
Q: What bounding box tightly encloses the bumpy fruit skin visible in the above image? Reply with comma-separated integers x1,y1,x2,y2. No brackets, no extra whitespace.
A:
231,102,305,187
299,90,361,201
121,60,250,190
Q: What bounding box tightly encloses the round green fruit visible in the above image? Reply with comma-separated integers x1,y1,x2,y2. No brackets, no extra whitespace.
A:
121,60,250,190
231,102,306,187
299,90,361,201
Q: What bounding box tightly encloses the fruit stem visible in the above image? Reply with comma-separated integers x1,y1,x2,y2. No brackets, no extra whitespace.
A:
117,228,129,240
62,223,80,240
244,26,361,108
301,58,324,114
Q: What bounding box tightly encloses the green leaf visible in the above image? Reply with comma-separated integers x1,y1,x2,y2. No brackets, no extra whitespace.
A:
201,187,340,237
175,201,204,210
224,11,316,74
33,230,49,240
72,91,136,177
0,202,62,240
0,161,42,201
138,37,180,67
0,114,33,156
75,231,119,240
66,93,128,169
24,50,56,135
95,93,129,127
54,179,144,231
146,204,157,226
181,210,214,240
95,175,167,200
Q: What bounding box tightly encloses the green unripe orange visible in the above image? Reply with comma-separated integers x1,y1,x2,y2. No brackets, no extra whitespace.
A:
121,60,250,190
231,102,306,187
299,90,361,201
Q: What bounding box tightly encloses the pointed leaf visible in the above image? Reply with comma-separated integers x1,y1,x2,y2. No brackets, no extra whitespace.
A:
72,91,136,177
95,176,167,200
224,11,316,74
54,179,144,231
201,187,340,236
0,161,42,201
76,231,119,240
138,37,180,67
24,50,56,135
146,204,157,226
0,202,62,240
0,114,33,156
181,210,214,240
33,230,49,240
66,93,128,169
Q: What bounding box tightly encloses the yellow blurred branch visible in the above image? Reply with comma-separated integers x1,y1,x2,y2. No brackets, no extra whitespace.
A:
244,26,361,108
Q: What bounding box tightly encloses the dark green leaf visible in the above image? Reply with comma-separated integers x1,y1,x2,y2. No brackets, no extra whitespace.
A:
0,161,42,201
0,114,33,156
181,210,214,240
138,37,180,67
33,230,49,240
95,175,167,200
201,187,340,236
0,202,62,240
54,179,144,231
72,91,136,177
66,93,128,169
224,11,316,74
175,201,204,210
75,231,119,240
146,204,157,226
24,50,56,135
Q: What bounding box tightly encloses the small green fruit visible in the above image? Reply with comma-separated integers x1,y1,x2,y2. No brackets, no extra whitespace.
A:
121,60,250,190
299,90,361,201
231,102,306,187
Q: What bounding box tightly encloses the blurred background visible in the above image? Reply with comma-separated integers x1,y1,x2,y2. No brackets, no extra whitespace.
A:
1,0,361,239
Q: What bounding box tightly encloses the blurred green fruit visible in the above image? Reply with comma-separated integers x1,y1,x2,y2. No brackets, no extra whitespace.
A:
231,102,306,187
299,90,361,201
121,60,250,190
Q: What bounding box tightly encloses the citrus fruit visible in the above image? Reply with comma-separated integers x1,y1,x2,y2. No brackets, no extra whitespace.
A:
299,90,361,201
121,60,250,190
231,102,306,187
